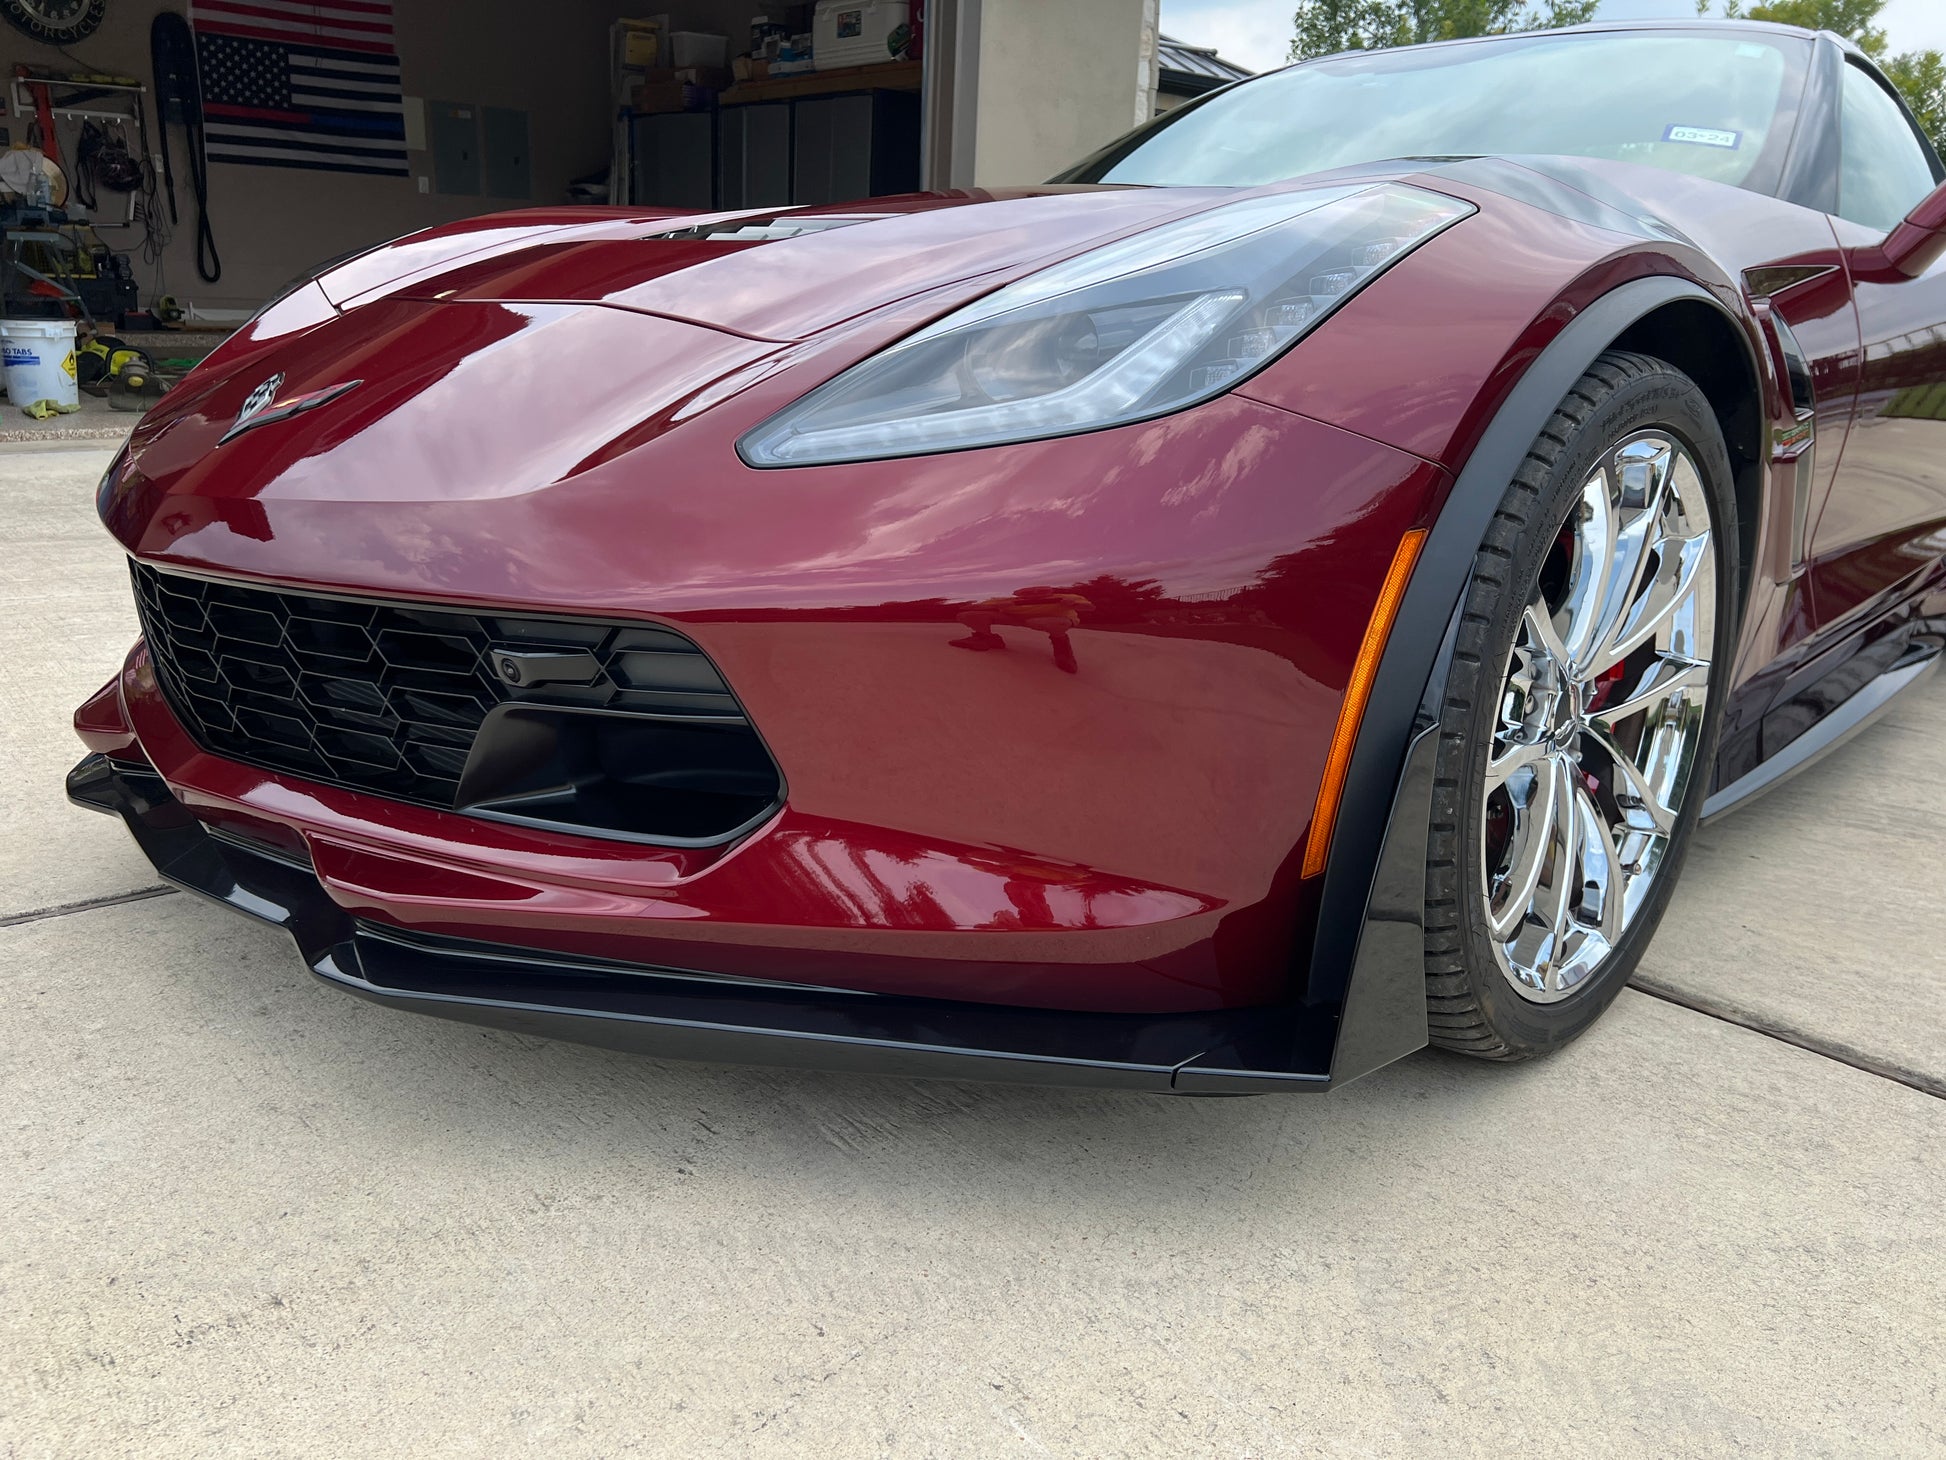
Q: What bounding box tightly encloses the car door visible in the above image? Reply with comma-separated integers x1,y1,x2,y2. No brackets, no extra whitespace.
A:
1809,55,1946,636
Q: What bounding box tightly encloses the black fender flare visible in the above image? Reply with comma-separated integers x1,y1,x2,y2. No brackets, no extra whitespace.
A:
1177,274,1760,1092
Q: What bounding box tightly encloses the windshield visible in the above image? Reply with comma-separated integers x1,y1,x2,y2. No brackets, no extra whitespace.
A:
1059,29,1808,196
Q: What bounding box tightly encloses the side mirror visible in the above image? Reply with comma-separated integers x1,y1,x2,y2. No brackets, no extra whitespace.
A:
1853,180,1946,280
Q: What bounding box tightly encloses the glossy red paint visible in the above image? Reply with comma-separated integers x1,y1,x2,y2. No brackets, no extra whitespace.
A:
315,206,693,308
1850,179,1946,279
73,675,137,761
315,189,1235,343
1231,157,1911,734
74,142,1946,1023
93,344,1446,1009
1232,169,1677,470
110,300,778,561
1233,160,1850,472
1812,211,1946,638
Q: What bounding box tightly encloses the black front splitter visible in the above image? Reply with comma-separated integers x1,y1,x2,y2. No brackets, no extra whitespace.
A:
67,754,1343,1093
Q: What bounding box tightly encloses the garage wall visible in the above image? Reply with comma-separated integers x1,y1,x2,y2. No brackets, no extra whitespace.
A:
4,1,638,310
970,0,1157,185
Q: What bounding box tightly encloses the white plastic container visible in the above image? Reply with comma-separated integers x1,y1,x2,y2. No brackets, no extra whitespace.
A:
667,31,728,68
0,317,78,410
812,0,909,70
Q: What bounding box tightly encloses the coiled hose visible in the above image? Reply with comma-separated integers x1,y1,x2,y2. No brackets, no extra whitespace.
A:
150,12,220,284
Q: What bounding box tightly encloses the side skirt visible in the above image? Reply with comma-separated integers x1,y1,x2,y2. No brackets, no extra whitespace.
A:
1703,630,1941,822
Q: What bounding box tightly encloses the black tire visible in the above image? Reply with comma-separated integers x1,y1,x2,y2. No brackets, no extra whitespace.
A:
1424,351,1739,1060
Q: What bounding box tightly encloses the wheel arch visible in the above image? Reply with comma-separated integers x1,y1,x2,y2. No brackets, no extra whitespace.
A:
1304,274,1766,1090
1608,297,1766,612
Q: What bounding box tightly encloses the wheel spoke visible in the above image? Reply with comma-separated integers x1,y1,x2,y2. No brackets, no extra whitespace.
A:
1573,782,1625,945
1590,656,1709,734
1488,749,1563,940
1589,525,1713,677
1586,721,1676,837
1579,440,1672,676
1521,601,1571,674
1559,466,1618,668
1531,755,1580,974
1487,736,1549,792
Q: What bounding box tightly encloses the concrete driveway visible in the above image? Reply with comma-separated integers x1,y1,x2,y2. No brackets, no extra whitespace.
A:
5,444,1942,1458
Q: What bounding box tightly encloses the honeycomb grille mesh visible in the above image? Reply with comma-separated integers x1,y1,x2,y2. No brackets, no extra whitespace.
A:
131,562,745,810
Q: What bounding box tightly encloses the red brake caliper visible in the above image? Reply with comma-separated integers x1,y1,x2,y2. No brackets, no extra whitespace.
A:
1585,659,1626,713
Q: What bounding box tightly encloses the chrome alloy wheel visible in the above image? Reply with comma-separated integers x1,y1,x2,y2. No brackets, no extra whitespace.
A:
1481,430,1717,1002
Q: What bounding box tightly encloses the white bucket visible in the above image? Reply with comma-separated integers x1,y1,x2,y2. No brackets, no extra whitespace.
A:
0,318,79,410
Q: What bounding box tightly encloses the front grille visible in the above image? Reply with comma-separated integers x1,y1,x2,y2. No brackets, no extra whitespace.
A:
131,562,777,841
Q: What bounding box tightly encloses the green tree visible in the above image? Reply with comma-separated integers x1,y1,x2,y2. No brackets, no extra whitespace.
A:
1725,0,1946,156
1723,0,1887,51
1288,0,1599,60
1884,48,1946,158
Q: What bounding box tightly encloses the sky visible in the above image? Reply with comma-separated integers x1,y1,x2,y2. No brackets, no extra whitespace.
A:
1158,0,1946,74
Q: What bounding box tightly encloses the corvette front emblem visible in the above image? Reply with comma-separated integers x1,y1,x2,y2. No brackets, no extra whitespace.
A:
236,372,283,429
220,374,363,443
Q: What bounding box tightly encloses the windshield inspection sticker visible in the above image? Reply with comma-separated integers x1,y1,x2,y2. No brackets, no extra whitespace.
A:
1664,124,1741,149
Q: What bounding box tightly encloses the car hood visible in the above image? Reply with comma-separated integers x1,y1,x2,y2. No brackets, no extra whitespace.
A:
110,185,1285,545
105,162,1736,607
312,187,1237,341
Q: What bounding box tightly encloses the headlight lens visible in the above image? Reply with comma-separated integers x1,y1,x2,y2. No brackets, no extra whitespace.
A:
738,182,1473,466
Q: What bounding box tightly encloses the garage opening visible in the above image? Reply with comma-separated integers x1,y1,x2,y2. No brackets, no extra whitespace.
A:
617,6,924,211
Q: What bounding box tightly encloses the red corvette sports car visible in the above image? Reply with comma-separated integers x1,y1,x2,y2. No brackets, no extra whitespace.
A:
71,21,1946,1092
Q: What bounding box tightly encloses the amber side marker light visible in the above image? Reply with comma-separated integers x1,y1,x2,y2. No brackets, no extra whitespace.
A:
1302,527,1429,879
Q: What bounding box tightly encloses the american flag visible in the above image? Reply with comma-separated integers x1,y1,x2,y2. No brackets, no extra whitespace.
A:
189,1,407,177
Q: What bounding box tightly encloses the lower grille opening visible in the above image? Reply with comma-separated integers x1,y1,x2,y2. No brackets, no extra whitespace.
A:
456,704,782,842
131,562,783,846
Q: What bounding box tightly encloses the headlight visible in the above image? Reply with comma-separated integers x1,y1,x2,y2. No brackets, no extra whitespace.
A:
738,182,1473,466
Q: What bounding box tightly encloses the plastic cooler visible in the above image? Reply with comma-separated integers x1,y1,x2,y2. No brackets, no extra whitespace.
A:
812,1,910,70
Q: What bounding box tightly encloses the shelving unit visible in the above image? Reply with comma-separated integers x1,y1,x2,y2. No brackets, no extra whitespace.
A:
8,76,152,229
717,60,921,107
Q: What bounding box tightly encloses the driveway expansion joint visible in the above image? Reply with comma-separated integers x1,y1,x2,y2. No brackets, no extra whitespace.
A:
1631,975,1946,1101
1,885,177,929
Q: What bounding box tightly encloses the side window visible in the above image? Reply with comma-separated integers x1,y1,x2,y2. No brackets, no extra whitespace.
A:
1838,63,1936,233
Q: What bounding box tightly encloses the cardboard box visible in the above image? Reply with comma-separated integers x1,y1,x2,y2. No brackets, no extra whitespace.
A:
615,18,662,67
633,79,688,113
674,65,734,89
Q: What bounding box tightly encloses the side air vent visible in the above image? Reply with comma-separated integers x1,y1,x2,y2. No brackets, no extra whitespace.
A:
130,563,782,846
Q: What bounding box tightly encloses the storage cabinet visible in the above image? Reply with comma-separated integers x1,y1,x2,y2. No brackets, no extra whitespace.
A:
718,103,792,210
790,91,920,205
630,89,921,210
631,111,716,209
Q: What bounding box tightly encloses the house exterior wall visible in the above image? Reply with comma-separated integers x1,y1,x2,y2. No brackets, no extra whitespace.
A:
968,0,1158,185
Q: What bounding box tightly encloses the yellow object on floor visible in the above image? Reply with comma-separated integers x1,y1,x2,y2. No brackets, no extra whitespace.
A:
21,397,81,419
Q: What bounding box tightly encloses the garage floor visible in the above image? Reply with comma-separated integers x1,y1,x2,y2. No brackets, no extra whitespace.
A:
0,335,228,447
5,443,1943,1457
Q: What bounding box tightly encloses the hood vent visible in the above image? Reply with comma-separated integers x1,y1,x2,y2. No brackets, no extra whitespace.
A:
649,214,888,243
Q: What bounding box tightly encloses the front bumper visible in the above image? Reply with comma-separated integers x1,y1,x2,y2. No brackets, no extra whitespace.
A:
71,752,1366,1092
